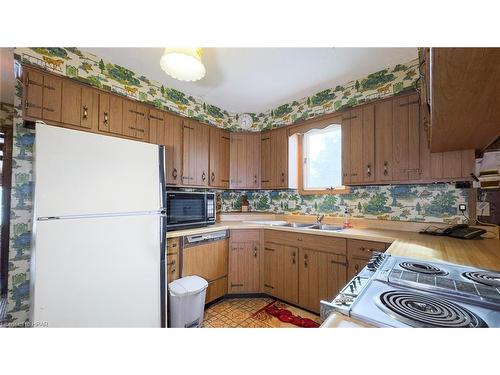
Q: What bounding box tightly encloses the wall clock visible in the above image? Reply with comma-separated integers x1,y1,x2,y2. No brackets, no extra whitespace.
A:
238,113,253,130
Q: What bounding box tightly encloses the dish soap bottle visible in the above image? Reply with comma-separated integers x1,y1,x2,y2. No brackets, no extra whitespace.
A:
343,207,352,229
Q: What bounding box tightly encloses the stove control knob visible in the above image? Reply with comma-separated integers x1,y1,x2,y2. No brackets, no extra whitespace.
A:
349,284,354,292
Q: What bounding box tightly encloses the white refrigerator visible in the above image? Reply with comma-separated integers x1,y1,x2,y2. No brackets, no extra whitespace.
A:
30,123,167,327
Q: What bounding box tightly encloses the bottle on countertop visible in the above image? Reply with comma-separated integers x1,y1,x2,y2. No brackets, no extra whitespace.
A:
343,207,352,229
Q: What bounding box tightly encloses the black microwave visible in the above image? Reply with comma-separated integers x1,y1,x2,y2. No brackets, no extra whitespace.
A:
166,191,216,230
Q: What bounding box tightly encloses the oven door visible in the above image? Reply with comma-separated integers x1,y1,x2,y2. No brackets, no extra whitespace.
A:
166,192,207,229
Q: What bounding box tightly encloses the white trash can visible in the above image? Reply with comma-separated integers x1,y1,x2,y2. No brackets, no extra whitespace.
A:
168,275,208,328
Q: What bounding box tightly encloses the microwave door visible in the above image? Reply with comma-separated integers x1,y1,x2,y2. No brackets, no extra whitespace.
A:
167,192,207,228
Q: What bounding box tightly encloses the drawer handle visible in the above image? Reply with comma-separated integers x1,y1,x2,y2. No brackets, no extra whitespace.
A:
103,112,109,126
211,172,215,182
383,161,388,176
361,247,377,252
26,102,41,109
264,284,274,289
167,260,176,273
43,85,56,91
264,247,275,252
149,114,164,121
292,251,296,264
202,172,207,182
367,163,371,177
82,105,88,119
254,246,258,258
43,107,55,112
231,283,244,288
172,168,178,179
304,254,308,267
128,126,145,133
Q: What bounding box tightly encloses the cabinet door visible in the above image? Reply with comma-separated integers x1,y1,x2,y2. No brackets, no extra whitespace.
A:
24,68,44,119
245,133,261,188
362,104,375,182
182,120,196,185
230,133,244,188
42,74,62,122
281,245,299,305
81,86,99,131
349,108,363,183
163,114,183,185
134,103,149,141
98,93,123,135
61,80,83,127
261,132,272,188
318,252,348,304
122,100,137,138
298,248,320,312
263,243,282,296
341,117,351,185
193,122,210,186
273,127,288,188
228,240,260,293
375,100,393,181
209,127,230,188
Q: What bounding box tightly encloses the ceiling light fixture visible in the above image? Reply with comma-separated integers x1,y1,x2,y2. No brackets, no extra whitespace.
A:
160,48,206,82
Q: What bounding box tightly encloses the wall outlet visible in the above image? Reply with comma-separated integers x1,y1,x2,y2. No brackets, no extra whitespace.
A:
477,202,491,216
288,200,296,210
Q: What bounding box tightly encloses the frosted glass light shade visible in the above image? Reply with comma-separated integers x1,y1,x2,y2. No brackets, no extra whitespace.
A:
160,48,206,82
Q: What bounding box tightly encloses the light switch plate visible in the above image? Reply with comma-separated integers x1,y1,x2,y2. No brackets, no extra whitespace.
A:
477,202,490,216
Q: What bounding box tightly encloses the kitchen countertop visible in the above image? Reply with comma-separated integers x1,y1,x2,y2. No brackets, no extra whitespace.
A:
167,220,500,329
167,222,500,270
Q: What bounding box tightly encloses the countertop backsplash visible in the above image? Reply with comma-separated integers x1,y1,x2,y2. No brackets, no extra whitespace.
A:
218,183,469,224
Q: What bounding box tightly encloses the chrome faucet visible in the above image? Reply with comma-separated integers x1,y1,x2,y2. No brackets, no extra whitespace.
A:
316,213,325,224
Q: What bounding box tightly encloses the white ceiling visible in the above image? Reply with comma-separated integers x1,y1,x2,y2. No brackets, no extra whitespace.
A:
84,48,418,114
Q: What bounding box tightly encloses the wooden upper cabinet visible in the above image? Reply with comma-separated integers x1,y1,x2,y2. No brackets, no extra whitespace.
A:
182,120,209,186
347,107,363,183
375,99,393,181
23,67,62,123
149,110,183,185
98,93,123,135
24,68,44,119
230,133,260,189
392,93,420,181
41,74,62,123
121,100,149,141
260,127,288,189
209,127,230,188
61,80,98,130
341,117,351,185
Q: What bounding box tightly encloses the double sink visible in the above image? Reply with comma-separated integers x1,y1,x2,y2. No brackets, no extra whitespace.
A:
243,220,343,231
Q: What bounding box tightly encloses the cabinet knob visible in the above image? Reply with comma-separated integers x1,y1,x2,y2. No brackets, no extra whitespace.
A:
211,172,215,182
383,161,388,176
254,246,258,258
82,105,88,119
292,251,296,264
103,112,109,126
172,168,178,179
202,172,207,182
367,163,371,177
304,254,308,267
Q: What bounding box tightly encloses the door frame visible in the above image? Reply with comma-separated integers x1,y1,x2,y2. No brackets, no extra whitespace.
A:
0,125,13,296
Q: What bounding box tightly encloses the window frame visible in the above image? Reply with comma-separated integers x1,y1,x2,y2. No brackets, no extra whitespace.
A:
296,120,349,196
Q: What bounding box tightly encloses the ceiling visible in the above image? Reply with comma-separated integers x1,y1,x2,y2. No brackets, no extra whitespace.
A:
84,48,418,114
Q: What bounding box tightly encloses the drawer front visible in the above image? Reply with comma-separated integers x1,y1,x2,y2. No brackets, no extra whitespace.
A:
166,253,179,284
206,277,227,304
301,233,346,255
167,237,180,255
348,239,387,259
230,229,261,243
264,229,303,247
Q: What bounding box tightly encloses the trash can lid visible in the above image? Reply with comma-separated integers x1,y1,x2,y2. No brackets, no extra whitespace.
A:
169,275,208,297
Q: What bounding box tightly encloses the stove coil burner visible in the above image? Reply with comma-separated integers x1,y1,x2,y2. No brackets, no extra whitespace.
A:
399,261,448,276
462,271,500,288
377,291,487,328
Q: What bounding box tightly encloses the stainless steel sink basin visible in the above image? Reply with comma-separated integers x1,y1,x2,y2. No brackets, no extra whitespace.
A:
309,224,344,231
274,222,315,228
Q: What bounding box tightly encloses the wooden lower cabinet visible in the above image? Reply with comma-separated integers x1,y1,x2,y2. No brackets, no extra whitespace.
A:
206,277,228,304
263,243,299,305
228,230,260,293
299,249,348,313
166,237,180,285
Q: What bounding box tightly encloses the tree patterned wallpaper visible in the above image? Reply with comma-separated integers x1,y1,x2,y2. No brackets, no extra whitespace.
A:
219,184,468,224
